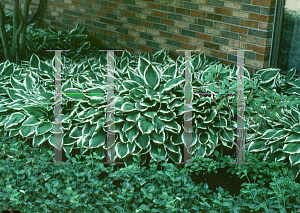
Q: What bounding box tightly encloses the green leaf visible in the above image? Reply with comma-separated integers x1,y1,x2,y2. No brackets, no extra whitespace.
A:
138,56,150,77
20,125,36,137
162,76,185,93
259,129,282,140
30,53,40,69
282,142,300,154
6,88,21,101
285,67,296,83
1,63,14,76
23,106,46,119
36,121,53,135
138,116,154,134
62,79,73,92
39,92,54,100
22,116,40,126
5,112,26,130
23,75,35,91
209,65,218,74
248,140,268,152
144,64,160,90
116,142,129,158
270,109,276,121
253,97,266,102
136,134,150,149
10,76,25,90
33,134,45,147
69,126,83,138
121,80,141,91
125,126,139,143
216,99,225,111
63,88,87,100
260,68,280,84
286,88,300,95
284,134,300,143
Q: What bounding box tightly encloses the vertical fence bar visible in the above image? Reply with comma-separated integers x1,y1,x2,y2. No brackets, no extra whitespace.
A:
99,50,123,164
229,49,254,166
175,49,202,165
46,49,71,165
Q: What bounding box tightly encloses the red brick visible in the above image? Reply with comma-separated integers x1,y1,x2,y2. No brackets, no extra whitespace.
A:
250,13,274,23
181,43,195,50
155,11,168,18
107,1,117,8
111,0,123,3
148,3,161,10
141,21,153,28
247,44,271,54
191,10,206,18
51,1,68,8
256,53,270,61
204,41,219,50
122,34,134,41
230,25,247,34
72,1,81,6
252,0,276,7
160,31,173,39
215,7,231,16
196,32,211,41
161,18,174,26
123,11,135,17
174,34,188,43
141,45,153,53
212,50,227,59
165,6,175,13
86,0,96,3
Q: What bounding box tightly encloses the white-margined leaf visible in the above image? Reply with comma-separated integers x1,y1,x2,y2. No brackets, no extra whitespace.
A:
138,116,154,134
136,134,150,149
4,112,26,130
36,121,53,135
33,134,45,147
116,142,129,158
10,76,26,90
89,130,107,148
20,125,36,137
69,126,83,138
125,126,139,143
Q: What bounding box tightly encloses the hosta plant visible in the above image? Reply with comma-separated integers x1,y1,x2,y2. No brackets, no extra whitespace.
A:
1,29,300,180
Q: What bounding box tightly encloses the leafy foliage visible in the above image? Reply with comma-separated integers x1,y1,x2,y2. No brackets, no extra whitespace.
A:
1,23,300,212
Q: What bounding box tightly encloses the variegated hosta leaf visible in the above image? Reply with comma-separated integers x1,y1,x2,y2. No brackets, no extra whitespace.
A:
138,116,154,134
36,121,53,136
20,125,36,137
4,112,26,130
116,142,130,159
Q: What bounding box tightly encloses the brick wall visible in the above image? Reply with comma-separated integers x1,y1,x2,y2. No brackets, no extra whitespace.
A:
2,0,277,74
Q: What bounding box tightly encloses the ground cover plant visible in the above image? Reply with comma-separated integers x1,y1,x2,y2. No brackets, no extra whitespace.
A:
1,22,300,212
